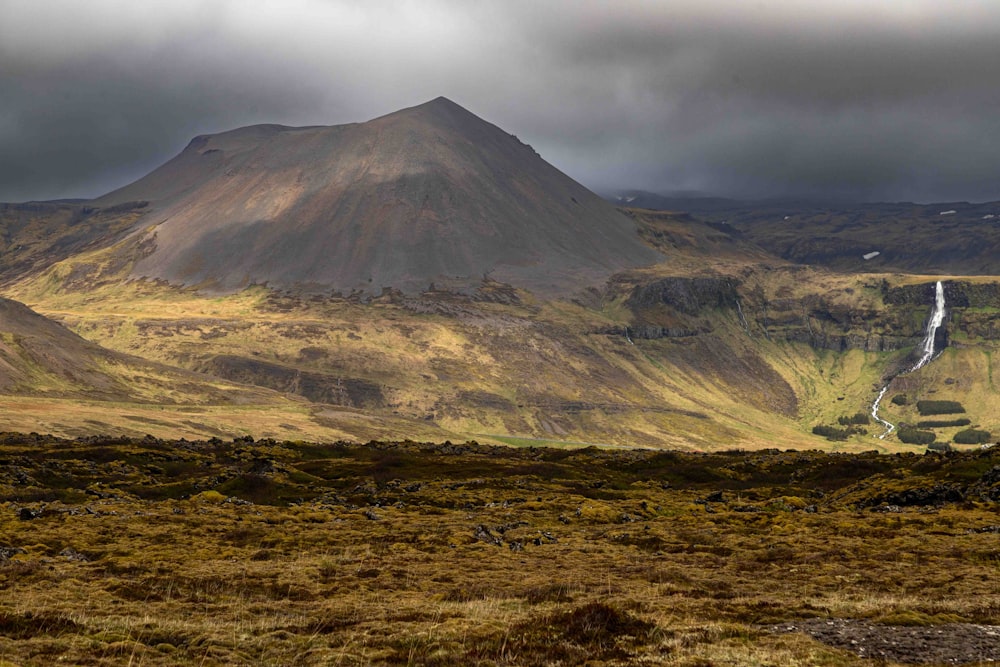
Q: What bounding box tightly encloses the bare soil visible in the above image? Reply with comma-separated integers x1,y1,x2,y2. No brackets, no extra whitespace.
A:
772,618,1000,664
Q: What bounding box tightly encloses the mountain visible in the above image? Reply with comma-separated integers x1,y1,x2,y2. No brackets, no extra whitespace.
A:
0,295,125,398
0,200,148,286
2,106,999,449
97,97,662,295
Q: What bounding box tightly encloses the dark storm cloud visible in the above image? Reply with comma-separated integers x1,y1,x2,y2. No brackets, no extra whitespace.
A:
3,0,1000,203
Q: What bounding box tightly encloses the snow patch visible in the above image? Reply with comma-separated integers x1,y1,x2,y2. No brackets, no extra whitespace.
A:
862,251,881,260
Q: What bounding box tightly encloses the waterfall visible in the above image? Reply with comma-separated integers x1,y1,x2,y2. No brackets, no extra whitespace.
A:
735,299,750,333
872,281,946,439
908,281,947,373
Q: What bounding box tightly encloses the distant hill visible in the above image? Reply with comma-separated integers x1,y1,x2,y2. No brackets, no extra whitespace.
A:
607,190,1000,275
95,97,662,296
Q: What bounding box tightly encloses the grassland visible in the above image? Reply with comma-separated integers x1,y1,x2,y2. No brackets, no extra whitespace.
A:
1,434,999,665
0,262,979,451
5,271,821,450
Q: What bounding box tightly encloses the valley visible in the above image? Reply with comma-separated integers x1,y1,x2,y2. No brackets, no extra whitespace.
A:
2,203,1000,451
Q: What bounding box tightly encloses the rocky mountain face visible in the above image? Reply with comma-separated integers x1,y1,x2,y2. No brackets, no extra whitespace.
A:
95,97,662,296
0,201,147,286
622,274,1000,352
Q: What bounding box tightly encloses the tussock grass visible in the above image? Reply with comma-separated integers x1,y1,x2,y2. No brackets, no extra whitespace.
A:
1,435,999,664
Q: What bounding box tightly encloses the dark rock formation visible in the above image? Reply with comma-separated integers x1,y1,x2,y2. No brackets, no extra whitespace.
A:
627,277,739,316
197,355,384,407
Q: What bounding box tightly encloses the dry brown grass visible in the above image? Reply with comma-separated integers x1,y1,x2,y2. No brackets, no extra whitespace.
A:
1,436,999,665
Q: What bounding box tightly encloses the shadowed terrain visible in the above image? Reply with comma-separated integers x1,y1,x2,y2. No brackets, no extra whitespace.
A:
97,97,662,295
610,191,1000,275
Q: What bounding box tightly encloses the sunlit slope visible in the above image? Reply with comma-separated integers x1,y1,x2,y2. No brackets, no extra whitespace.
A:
5,203,998,449
0,292,460,442
13,249,998,450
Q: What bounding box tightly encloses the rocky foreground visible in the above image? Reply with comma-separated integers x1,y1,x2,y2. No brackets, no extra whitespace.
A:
2,433,1000,665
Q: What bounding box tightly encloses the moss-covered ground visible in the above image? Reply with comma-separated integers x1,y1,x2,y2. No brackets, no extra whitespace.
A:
1,434,999,665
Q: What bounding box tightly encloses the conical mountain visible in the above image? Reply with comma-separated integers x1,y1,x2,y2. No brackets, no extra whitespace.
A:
99,97,662,295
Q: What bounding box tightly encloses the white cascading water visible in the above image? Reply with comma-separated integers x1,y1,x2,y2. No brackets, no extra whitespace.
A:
872,281,946,439
908,281,947,373
871,384,894,438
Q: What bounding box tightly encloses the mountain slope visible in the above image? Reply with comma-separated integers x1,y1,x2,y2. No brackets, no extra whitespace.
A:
99,97,662,295
0,293,464,442
0,293,281,404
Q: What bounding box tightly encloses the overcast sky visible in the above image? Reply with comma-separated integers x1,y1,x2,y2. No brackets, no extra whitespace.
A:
3,0,1000,203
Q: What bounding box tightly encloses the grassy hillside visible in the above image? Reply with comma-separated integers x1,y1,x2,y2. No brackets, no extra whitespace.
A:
1,204,996,450
4,242,996,450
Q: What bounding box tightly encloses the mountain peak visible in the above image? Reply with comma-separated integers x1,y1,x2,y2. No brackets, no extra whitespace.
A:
103,100,662,295
373,96,485,130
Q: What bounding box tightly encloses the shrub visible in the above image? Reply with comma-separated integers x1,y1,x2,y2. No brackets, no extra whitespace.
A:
953,429,992,445
813,422,867,440
916,400,966,416
898,426,936,445
917,419,971,428
838,412,871,426
812,425,849,441
891,394,909,406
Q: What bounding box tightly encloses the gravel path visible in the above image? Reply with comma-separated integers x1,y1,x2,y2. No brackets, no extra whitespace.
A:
769,619,1000,664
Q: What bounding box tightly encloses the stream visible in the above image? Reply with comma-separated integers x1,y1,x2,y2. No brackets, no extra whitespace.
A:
871,281,946,439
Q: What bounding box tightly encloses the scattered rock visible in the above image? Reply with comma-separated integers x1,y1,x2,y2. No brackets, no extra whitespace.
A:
969,525,1000,534
17,508,36,521
733,505,761,513
871,504,903,513
981,466,1000,486
0,547,26,561
705,490,725,503
474,524,504,547
864,484,966,508
59,548,89,562
494,521,529,534
363,509,380,521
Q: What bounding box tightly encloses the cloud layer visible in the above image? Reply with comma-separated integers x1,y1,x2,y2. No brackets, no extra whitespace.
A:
3,0,1000,203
